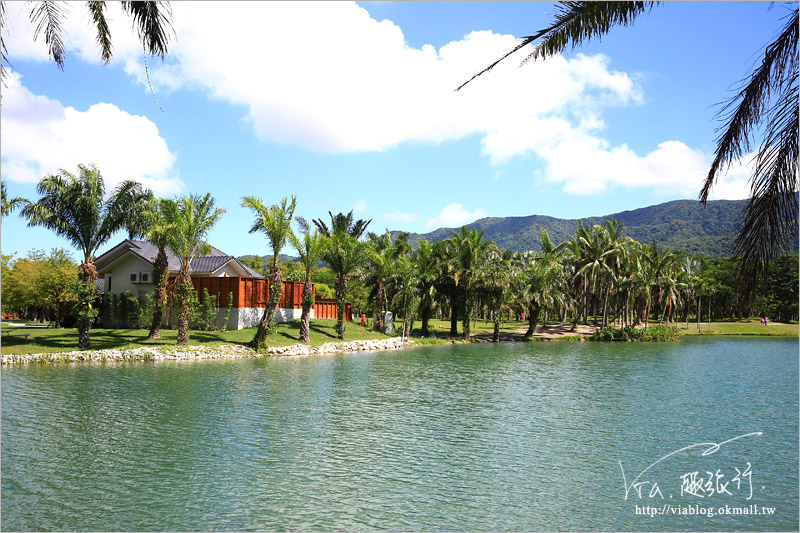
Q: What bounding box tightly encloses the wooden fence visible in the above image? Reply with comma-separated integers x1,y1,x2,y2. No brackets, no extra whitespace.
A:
190,277,351,321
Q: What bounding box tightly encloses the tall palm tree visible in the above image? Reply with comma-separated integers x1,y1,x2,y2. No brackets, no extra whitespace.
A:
514,251,563,338
483,248,513,342
322,232,368,340
391,253,418,341
159,193,225,345
141,198,174,339
458,1,798,296
20,164,148,348
315,211,370,340
364,231,395,333
447,226,495,340
288,217,324,344
241,196,296,349
413,238,439,337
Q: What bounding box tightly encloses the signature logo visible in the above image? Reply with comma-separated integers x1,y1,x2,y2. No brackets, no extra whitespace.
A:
619,432,762,501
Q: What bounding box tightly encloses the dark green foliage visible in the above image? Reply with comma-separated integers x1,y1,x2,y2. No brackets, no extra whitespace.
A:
590,325,678,342
393,198,799,258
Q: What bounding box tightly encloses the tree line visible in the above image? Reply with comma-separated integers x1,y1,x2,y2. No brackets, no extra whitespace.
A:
2,166,797,352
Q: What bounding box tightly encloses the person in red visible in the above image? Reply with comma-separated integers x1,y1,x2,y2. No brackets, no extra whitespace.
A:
360,313,367,327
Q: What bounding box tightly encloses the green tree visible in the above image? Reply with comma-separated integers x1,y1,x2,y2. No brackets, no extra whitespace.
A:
241,195,296,350
36,248,78,327
315,212,370,340
20,164,148,348
159,193,225,345
288,217,325,344
413,238,439,337
459,1,798,296
142,198,175,339
446,226,496,340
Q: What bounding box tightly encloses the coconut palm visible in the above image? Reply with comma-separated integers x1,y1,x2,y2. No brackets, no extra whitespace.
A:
241,196,296,349
159,193,225,345
288,217,324,344
459,1,798,296
483,247,513,342
514,251,564,338
20,164,148,348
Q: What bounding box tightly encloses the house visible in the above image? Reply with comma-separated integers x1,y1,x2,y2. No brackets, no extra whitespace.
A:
94,240,352,330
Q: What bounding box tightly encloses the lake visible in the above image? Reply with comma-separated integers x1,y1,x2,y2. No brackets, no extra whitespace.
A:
2,337,798,531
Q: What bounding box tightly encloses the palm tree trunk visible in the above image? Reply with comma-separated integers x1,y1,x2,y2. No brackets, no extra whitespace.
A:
148,247,168,339
374,282,385,332
300,274,313,344
335,274,347,340
421,305,431,337
176,269,192,345
492,308,501,342
449,298,459,336
76,261,98,349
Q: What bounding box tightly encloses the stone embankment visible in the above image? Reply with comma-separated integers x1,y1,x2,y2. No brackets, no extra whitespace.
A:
2,337,412,365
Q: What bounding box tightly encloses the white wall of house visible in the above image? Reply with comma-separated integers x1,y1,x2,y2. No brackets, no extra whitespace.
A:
228,307,307,329
103,255,154,296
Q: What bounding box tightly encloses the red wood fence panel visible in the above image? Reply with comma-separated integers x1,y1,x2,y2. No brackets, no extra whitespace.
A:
313,298,352,321
190,278,323,312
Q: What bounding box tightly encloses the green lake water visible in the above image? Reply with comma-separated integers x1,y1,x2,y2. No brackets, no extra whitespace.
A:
2,337,798,531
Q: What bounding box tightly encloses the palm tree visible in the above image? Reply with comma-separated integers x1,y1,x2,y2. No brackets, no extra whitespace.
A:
288,217,324,344
364,231,396,333
1,180,26,216
413,238,439,337
458,1,798,296
241,196,296,349
141,198,174,339
447,226,495,340
391,253,418,341
483,248,513,342
315,211,370,340
1,1,174,90
159,193,225,345
20,164,148,348
514,251,563,338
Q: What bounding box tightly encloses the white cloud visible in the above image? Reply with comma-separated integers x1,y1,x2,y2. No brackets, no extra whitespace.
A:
426,203,487,228
0,2,750,200
382,210,419,223
0,72,181,195
352,199,368,212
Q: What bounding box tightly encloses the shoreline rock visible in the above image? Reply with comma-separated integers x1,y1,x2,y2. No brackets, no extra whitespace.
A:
1,337,414,365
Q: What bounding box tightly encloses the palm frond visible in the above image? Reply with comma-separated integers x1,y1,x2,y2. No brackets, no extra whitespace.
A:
457,1,657,91
29,0,70,69
120,1,173,59
86,1,113,64
702,6,799,201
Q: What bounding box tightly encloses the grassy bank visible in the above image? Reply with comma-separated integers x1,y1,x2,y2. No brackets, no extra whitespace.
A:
0,319,393,356
676,319,798,337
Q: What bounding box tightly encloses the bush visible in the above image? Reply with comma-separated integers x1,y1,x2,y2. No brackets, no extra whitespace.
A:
591,325,676,342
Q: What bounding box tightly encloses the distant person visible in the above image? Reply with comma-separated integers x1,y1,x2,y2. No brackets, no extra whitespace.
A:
360,313,367,327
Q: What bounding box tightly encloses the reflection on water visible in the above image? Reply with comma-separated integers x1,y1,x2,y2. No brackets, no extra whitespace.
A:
2,337,797,531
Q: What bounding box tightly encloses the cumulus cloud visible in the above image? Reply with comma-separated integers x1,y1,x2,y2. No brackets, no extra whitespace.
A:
0,73,181,195
426,203,487,228
383,210,420,223
0,2,750,200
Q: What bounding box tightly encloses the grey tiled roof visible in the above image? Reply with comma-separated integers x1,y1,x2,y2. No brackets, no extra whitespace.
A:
96,240,264,278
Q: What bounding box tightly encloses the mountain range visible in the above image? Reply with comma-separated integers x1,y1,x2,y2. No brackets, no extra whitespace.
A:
389,198,799,258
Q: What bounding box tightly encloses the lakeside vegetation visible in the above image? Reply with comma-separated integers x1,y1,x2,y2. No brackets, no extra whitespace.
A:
2,166,797,354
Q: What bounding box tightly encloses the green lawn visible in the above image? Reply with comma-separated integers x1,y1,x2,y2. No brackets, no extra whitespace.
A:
675,319,798,337
0,319,392,356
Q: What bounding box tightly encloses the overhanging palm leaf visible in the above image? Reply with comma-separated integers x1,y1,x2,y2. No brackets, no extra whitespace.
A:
459,1,798,297
456,1,657,91
29,0,69,69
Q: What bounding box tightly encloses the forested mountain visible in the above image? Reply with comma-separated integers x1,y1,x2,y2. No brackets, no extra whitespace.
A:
390,198,799,258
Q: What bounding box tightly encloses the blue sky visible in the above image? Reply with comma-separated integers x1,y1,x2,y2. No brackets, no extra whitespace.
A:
0,1,788,260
